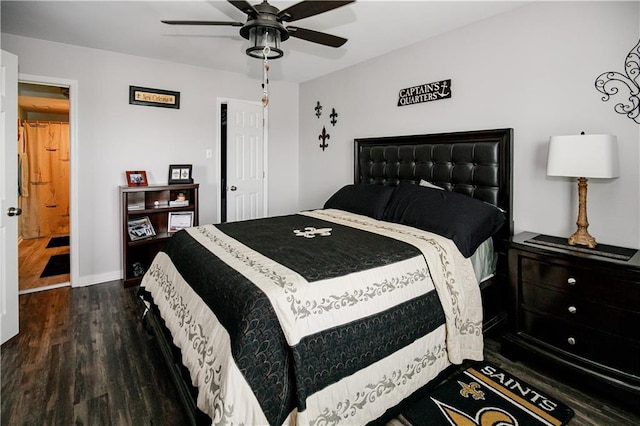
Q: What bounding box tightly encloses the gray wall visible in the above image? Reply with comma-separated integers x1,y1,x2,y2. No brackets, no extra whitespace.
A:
3,34,300,286
4,1,639,287
299,1,640,248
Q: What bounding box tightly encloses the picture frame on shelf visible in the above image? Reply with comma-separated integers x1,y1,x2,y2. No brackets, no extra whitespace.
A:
168,164,193,184
126,170,148,187
128,216,156,241
168,211,194,232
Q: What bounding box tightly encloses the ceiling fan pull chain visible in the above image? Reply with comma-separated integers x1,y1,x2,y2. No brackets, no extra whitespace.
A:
261,46,270,107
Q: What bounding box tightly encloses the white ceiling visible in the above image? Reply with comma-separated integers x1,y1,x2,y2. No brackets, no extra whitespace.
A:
1,1,527,83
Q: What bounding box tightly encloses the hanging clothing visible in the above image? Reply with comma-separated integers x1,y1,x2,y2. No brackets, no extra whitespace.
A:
17,124,29,197
18,152,29,197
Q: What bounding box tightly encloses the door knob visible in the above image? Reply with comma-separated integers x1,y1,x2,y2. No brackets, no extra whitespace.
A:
230,186,237,191
6,207,22,217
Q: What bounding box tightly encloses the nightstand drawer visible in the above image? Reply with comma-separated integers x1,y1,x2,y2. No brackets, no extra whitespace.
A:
521,310,640,374
521,284,640,340
520,257,639,311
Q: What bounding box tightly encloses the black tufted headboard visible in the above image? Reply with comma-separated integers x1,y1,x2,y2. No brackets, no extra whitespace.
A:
354,128,514,247
355,128,513,332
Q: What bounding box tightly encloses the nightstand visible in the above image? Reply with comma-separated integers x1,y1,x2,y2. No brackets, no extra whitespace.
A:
502,231,640,402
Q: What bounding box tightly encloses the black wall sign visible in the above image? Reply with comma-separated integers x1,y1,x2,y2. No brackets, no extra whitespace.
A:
398,79,451,107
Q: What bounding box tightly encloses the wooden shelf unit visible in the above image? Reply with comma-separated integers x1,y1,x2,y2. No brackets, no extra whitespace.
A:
121,183,199,287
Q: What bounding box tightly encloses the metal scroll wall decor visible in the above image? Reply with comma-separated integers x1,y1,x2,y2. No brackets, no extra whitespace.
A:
314,102,339,151
595,39,640,124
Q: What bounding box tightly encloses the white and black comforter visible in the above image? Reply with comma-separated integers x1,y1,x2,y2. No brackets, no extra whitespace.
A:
141,209,483,425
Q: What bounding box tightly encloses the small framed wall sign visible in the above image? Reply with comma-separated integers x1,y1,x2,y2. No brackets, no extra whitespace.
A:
129,86,180,109
168,164,193,184
126,170,148,187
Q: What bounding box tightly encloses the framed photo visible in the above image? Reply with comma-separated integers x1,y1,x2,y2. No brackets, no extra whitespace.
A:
128,216,156,241
129,85,180,109
126,170,148,187
168,211,194,232
168,164,193,184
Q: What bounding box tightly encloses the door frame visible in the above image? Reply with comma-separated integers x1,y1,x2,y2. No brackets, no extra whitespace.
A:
19,73,79,288
215,98,268,223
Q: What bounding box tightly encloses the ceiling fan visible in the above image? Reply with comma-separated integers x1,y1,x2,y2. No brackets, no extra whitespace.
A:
162,0,355,59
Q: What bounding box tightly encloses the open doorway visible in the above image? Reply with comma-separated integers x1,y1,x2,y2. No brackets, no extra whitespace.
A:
17,82,70,293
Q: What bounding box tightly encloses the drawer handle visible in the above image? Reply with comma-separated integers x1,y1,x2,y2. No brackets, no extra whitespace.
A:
567,337,576,345
567,277,577,286
568,306,577,314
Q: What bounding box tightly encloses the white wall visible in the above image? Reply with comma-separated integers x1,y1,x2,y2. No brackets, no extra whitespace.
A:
299,1,640,249
2,34,299,286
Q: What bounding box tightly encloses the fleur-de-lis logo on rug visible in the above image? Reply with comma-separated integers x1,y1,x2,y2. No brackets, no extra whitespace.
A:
432,398,519,426
293,227,332,238
458,380,485,400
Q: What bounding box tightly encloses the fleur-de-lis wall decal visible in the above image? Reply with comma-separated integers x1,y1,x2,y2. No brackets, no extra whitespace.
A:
330,108,338,126
319,126,330,151
595,39,640,124
315,101,323,118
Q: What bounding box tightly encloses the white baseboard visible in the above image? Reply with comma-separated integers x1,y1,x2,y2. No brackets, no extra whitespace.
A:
73,270,122,287
19,282,70,295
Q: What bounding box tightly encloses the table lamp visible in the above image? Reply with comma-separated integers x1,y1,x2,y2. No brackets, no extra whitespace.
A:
546,133,619,248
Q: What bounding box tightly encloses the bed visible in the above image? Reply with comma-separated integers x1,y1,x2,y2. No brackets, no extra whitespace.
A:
139,128,513,425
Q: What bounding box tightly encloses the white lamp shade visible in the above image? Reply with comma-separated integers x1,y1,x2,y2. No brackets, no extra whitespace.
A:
547,134,619,178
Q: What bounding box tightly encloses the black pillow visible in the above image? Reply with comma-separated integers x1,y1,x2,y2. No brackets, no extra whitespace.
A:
383,183,505,257
324,184,397,220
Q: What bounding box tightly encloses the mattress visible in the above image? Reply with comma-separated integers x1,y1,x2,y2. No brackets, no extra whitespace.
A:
470,237,497,283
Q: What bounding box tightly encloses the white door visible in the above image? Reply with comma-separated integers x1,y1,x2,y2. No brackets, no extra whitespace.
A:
1,50,19,344
226,100,265,222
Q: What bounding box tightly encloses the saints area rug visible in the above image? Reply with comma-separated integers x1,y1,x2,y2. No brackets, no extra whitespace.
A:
399,361,574,426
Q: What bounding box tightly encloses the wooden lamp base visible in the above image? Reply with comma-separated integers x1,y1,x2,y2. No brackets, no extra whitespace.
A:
568,177,597,249
568,227,597,248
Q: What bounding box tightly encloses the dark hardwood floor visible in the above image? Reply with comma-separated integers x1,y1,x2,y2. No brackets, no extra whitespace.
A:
483,339,640,426
2,280,639,425
1,280,189,425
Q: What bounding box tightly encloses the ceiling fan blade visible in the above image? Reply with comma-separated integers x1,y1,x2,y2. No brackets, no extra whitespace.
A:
228,0,259,16
278,1,355,22
161,20,243,27
286,26,347,48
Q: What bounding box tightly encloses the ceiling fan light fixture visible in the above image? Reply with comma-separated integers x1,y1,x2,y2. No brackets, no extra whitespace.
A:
162,0,355,60
246,26,283,59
